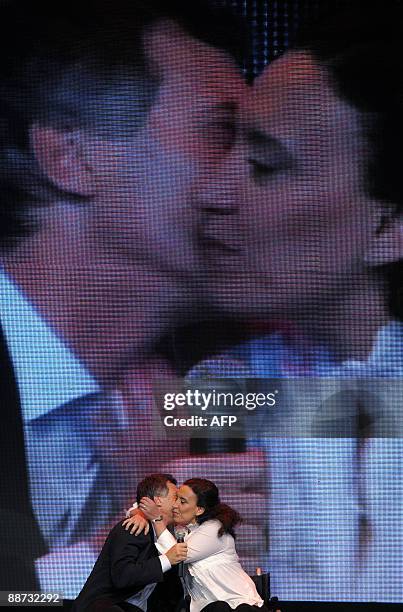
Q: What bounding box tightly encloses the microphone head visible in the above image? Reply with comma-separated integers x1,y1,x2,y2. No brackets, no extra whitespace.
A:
174,525,188,542
185,356,249,453
185,356,250,381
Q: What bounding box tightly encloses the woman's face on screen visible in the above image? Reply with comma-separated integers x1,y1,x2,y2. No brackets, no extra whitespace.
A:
196,51,384,320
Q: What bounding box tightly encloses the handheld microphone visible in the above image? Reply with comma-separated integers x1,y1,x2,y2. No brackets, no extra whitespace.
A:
185,357,249,454
174,525,187,578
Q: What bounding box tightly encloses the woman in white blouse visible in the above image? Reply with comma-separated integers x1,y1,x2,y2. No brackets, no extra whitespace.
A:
134,478,269,612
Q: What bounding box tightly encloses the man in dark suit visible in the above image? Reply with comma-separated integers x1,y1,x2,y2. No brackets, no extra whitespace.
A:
73,474,186,612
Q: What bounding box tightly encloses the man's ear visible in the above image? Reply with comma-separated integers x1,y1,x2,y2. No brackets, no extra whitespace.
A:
30,123,95,196
364,206,403,266
195,506,205,517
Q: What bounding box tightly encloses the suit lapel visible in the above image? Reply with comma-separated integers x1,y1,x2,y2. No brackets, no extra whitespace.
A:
148,521,160,557
0,325,47,587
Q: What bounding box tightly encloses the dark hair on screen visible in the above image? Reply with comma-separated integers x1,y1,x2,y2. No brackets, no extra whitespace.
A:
136,473,177,505
293,1,403,320
0,0,247,246
183,478,242,538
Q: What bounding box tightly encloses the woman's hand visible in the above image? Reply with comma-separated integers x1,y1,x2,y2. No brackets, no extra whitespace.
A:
122,512,149,536
165,542,188,565
139,496,162,520
122,497,163,535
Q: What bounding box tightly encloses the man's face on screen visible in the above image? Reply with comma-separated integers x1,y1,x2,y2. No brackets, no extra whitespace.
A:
84,20,242,279
196,51,382,319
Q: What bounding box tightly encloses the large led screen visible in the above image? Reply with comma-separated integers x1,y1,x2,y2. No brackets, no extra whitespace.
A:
0,0,402,607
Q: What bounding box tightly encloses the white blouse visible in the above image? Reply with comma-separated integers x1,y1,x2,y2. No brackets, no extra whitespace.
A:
156,519,264,612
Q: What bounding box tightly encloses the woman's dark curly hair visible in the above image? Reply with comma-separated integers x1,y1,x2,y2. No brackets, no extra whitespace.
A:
183,478,242,538
295,1,403,320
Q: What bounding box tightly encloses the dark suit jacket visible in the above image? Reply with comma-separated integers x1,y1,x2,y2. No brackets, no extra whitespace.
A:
73,521,166,612
0,327,46,589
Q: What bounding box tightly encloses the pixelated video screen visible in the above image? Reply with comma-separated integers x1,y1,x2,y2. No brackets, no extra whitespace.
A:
0,0,402,605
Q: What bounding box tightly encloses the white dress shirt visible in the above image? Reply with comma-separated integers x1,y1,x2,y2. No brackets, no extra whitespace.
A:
232,322,403,602
156,520,264,612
